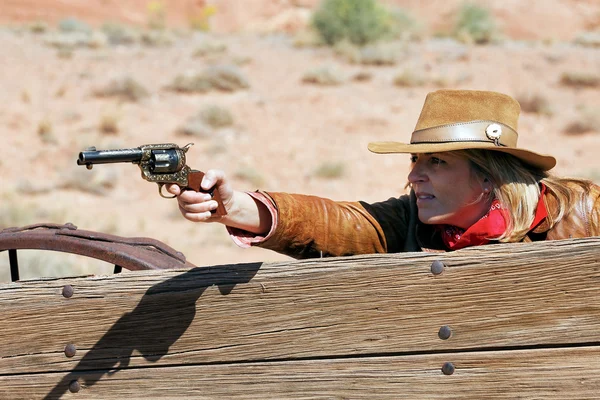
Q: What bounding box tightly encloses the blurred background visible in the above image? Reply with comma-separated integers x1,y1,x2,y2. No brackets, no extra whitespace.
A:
0,0,599,282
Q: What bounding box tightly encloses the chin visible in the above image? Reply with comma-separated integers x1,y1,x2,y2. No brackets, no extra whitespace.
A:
418,213,453,226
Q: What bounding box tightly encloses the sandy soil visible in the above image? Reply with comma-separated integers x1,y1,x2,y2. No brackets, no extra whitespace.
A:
0,0,599,282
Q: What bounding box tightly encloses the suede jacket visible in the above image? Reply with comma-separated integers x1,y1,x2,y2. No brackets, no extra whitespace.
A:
255,180,600,259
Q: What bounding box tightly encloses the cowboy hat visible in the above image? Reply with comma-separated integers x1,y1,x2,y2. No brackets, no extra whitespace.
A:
368,89,556,171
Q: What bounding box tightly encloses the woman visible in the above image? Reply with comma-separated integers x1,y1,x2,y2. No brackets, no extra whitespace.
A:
167,90,600,258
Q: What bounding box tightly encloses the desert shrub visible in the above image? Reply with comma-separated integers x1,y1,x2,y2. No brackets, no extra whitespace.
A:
387,7,423,41
99,112,120,134
140,30,176,47
101,22,139,45
302,66,344,85
560,71,600,88
516,92,553,116
563,107,600,135
574,31,600,48
37,118,56,144
94,76,150,102
199,105,234,128
313,161,345,179
311,0,392,46
453,3,499,44
189,4,218,31
393,69,426,87
147,0,167,30
234,167,265,187
335,40,400,65
29,21,48,34
192,40,227,57
58,17,92,34
167,65,250,93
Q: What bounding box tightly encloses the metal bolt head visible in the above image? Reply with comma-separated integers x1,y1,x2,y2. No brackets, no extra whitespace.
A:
442,362,455,375
431,260,446,275
62,285,74,298
64,344,77,358
69,380,81,393
438,325,452,340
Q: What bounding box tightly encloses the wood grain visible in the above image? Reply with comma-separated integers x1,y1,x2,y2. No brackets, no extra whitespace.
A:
1,237,600,384
4,346,600,399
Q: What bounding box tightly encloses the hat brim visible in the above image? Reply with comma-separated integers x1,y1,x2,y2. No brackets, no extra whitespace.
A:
368,141,556,171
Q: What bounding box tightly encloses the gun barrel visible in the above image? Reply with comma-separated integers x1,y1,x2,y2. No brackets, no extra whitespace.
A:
77,148,144,165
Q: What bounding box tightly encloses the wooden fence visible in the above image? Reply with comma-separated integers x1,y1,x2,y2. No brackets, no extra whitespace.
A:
2,237,600,399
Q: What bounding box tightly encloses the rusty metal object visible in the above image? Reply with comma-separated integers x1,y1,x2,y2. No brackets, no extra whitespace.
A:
0,223,197,273
438,325,452,340
62,285,74,298
64,344,77,358
430,260,446,275
68,380,81,393
442,362,455,375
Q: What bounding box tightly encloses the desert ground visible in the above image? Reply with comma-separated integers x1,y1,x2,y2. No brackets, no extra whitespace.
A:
0,0,599,282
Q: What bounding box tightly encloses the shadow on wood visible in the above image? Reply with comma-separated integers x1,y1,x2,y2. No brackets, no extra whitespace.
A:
42,263,262,400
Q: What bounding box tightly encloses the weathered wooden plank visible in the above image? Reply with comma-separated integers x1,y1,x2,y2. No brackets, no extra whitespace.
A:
3,346,600,399
1,238,600,375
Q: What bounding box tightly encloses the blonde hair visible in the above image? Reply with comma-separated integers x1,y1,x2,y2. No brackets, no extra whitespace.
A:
455,149,592,242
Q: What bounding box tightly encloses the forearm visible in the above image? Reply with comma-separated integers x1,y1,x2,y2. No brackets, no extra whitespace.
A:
219,191,272,234
256,192,387,258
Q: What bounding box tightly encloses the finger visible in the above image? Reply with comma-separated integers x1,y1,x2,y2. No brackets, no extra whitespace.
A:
201,169,225,192
179,199,218,214
165,184,181,196
177,190,212,204
179,203,216,222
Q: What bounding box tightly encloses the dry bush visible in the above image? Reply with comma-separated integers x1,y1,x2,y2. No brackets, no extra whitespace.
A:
393,69,426,87
516,92,553,116
167,65,249,93
234,166,265,187
335,41,401,66
192,40,227,57
60,167,119,195
94,76,150,102
101,22,140,45
99,112,120,134
301,66,344,86
37,118,57,144
452,3,501,44
199,105,234,128
313,161,346,179
574,31,600,48
352,71,373,82
560,72,600,88
563,107,600,135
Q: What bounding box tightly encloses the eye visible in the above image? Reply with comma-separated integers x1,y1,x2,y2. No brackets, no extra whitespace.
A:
410,155,418,163
430,157,445,165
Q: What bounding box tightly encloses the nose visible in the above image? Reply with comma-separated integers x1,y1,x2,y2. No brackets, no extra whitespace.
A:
407,161,427,184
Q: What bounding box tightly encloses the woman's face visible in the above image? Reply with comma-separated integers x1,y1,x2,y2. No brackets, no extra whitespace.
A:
407,152,491,229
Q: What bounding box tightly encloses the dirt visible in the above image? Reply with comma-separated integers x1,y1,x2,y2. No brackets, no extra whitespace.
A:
0,0,599,281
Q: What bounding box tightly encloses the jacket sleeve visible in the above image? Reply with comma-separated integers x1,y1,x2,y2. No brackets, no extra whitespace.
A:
256,192,411,259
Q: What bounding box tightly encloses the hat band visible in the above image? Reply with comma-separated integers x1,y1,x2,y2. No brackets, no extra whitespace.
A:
410,121,518,147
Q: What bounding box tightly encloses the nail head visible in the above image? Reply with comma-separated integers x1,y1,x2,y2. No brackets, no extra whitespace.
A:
64,344,77,358
62,285,74,298
69,380,80,393
431,260,446,275
442,362,455,375
438,325,452,340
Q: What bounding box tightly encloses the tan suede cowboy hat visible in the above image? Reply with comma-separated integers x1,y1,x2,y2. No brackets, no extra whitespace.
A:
368,89,556,171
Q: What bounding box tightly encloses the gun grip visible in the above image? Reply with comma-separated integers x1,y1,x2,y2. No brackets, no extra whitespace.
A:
186,170,228,216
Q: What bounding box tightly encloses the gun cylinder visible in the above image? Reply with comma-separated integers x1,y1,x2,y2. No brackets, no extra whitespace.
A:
77,148,144,166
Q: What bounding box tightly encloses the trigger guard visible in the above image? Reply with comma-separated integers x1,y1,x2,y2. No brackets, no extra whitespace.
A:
158,184,177,199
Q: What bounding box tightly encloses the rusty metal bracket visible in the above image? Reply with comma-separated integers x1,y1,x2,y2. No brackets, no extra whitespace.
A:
0,223,197,281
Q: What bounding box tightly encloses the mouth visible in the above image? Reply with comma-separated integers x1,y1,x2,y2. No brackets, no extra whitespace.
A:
415,192,435,205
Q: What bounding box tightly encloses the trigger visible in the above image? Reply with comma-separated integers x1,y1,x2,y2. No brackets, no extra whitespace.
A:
158,183,176,199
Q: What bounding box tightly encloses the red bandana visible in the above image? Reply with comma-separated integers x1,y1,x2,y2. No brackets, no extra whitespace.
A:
440,184,548,250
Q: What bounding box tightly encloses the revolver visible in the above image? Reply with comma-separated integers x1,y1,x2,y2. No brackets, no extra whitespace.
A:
77,143,227,216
